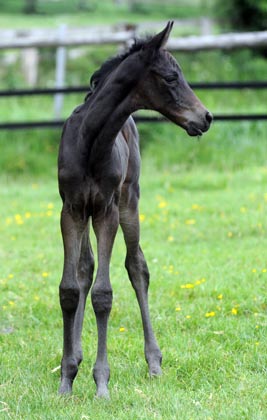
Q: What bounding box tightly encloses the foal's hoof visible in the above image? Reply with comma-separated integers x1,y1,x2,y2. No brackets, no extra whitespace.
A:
146,349,162,377
149,364,162,377
59,378,73,395
95,384,110,399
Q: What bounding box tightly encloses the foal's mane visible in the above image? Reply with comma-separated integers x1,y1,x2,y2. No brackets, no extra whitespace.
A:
84,37,150,101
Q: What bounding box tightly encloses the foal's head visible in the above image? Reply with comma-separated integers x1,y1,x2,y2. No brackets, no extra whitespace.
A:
89,21,212,136
132,21,212,136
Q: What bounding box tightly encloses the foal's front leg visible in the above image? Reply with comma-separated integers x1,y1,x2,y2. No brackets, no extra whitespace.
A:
59,205,88,394
91,204,119,398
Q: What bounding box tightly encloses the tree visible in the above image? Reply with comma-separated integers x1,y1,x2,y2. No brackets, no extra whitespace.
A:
24,0,38,14
216,0,267,32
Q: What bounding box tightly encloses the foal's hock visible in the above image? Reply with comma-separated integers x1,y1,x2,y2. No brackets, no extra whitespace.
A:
58,21,212,398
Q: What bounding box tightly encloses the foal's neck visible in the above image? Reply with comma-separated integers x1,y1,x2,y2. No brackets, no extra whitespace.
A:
78,56,144,157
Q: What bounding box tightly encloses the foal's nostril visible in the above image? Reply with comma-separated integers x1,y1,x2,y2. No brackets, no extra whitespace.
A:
206,111,213,124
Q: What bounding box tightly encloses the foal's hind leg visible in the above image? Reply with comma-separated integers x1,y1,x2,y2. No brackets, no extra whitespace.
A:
59,205,89,394
120,195,162,376
91,204,119,398
73,227,94,365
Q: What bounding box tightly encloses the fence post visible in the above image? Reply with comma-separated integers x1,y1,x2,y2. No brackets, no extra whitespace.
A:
200,17,213,35
54,24,67,119
21,48,39,86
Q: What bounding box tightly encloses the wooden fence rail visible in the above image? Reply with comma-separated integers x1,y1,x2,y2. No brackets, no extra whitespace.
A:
1,26,267,51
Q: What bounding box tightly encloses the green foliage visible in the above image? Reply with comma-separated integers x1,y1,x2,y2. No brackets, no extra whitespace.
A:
215,0,267,31
138,121,267,172
0,0,207,18
129,0,207,19
0,0,25,13
0,130,58,177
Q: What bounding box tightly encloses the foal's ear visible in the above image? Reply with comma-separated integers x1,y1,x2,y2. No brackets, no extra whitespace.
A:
145,21,174,52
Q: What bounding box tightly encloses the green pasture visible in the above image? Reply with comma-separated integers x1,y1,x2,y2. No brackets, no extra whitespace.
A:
1,2,267,418
1,120,267,419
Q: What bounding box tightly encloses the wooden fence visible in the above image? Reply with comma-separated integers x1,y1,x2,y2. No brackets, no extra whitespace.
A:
1,82,267,130
1,26,267,50
1,23,267,129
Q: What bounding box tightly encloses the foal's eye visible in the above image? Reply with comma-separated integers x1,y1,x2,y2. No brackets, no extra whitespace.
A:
164,75,177,84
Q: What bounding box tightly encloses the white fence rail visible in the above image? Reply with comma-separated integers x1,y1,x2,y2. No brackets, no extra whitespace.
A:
168,31,267,52
1,25,267,51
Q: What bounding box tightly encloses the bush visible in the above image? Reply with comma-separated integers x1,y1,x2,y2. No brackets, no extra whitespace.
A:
215,0,267,31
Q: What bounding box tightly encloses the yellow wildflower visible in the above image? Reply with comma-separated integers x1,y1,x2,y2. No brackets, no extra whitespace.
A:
139,214,145,222
194,278,206,286
181,283,194,289
15,214,24,225
42,272,49,278
205,311,216,318
175,307,181,312
192,204,202,211
217,294,223,300
185,219,196,225
231,308,238,315
158,201,167,209
119,327,125,332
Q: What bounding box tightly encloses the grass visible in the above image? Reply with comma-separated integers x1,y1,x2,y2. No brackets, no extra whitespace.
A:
1,122,267,418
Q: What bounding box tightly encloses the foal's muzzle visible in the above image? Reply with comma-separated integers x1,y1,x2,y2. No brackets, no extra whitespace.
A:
186,111,213,136
184,109,213,137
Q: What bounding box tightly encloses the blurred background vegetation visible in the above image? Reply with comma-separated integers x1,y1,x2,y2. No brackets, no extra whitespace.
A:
0,0,210,19
0,0,266,176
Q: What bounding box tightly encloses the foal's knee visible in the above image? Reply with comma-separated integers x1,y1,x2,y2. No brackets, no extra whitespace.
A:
59,285,80,313
91,285,113,316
